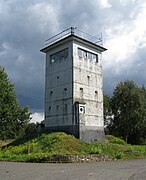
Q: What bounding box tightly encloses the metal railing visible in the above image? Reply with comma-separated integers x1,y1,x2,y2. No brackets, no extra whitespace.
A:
44,27,103,46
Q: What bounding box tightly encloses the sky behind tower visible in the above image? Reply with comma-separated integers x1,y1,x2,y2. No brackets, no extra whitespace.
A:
0,0,146,122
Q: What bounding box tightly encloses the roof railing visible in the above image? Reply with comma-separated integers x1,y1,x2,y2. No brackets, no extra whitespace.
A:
44,27,103,46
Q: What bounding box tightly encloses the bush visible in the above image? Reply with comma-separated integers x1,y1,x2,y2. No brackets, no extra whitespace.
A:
114,152,123,159
88,143,103,154
105,135,126,145
26,153,49,162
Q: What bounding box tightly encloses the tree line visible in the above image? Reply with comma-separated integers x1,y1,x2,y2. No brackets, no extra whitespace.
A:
0,66,31,140
104,80,146,144
1,66,146,144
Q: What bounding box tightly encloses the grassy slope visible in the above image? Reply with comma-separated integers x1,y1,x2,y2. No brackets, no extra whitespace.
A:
0,132,146,162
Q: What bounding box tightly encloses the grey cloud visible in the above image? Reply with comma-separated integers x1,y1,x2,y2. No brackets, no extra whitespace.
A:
103,45,146,96
0,0,146,112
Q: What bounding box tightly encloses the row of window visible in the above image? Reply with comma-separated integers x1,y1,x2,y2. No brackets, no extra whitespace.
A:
48,104,68,111
50,48,68,63
50,75,92,82
50,48,98,63
78,48,98,62
79,88,98,94
49,88,67,95
49,88,98,95
48,104,85,114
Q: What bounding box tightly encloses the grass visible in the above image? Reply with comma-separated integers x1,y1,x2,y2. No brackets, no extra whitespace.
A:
0,133,146,162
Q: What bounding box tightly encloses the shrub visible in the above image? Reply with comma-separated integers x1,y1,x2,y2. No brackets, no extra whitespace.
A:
115,152,123,159
26,153,49,162
105,135,126,145
88,143,103,154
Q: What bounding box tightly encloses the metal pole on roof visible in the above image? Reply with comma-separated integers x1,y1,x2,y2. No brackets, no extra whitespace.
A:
71,27,74,35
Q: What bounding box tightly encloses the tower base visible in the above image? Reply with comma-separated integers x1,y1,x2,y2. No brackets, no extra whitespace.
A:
44,125,104,142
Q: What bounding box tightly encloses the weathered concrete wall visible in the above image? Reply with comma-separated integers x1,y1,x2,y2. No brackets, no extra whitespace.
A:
45,41,73,127
72,41,104,142
43,35,105,142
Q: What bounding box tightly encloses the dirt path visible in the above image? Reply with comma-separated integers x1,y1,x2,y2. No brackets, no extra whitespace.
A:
0,159,146,180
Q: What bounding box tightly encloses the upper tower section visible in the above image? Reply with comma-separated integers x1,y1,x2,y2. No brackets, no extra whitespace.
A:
40,27,107,53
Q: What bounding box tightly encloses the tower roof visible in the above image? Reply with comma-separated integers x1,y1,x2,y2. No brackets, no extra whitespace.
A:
40,27,107,53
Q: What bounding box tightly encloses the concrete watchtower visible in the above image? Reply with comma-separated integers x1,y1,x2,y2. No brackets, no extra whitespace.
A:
40,27,107,142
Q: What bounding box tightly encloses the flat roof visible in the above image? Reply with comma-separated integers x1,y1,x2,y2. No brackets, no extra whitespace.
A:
40,27,107,53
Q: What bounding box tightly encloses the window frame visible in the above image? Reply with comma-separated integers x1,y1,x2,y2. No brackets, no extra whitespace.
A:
78,48,98,62
50,48,68,64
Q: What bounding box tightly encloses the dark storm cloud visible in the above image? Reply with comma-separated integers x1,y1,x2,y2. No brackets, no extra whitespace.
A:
0,0,146,114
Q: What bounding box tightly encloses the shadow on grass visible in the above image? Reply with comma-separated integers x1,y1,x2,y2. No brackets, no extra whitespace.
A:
2,129,62,148
2,131,47,148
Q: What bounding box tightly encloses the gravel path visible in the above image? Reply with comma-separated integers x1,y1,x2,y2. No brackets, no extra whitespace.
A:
0,158,146,180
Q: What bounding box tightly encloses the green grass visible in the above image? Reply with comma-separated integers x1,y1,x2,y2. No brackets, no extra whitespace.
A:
0,132,146,162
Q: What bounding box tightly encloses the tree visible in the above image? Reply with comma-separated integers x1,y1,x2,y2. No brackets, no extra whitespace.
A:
24,123,37,136
140,85,146,142
103,95,112,126
109,80,146,144
0,66,31,140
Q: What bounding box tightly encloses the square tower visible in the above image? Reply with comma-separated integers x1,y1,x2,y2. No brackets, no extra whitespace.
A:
40,27,107,142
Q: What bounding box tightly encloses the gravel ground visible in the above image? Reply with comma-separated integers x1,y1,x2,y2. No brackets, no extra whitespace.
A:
0,158,146,180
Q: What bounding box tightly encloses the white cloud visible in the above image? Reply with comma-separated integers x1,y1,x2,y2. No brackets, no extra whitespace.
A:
30,112,44,123
99,0,111,8
103,1,146,69
28,2,60,35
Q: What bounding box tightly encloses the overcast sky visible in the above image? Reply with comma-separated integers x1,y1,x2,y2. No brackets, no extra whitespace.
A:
0,0,146,121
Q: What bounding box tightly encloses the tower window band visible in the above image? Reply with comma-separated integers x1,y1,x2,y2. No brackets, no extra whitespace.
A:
78,48,98,62
50,48,68,63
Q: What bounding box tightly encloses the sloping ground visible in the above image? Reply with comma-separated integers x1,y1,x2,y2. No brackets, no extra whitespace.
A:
0,132,146,162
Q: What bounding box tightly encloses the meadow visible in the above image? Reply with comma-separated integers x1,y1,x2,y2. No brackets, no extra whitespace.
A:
0,132,146,162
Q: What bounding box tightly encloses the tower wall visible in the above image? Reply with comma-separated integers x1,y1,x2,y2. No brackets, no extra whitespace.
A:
45,42,73,128
72,41,104,142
